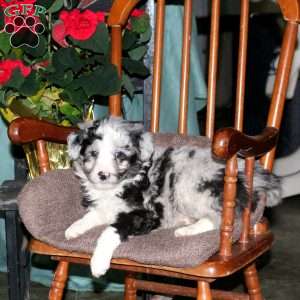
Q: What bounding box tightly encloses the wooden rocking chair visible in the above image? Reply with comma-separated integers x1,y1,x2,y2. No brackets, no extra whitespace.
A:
8,0,300,299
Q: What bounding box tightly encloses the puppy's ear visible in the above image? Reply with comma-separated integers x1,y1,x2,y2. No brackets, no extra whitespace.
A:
67,131,84,161
107,116,144,134
67,120,101,160
120,119,144,134
120,120,154,160
126,122,144,133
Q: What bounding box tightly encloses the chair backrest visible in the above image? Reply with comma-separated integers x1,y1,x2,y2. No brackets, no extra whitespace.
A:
107,0,299,171
9,0,298,174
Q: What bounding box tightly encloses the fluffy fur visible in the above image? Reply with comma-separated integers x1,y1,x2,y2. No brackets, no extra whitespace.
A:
65,117,281,277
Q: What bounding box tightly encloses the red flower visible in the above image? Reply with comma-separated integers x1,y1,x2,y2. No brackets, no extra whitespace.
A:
131,9,145,18
52,21,69,47
0,59,31,85
59,9,105,41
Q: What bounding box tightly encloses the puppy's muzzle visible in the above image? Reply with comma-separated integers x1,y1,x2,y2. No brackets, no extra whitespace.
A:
98,171,110,181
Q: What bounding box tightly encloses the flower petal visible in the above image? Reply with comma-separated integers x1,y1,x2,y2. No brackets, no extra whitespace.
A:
52,21,69,47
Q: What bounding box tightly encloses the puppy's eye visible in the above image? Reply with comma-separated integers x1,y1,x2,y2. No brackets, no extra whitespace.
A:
124,145,130,149
115,151,127,161
90,151,98,157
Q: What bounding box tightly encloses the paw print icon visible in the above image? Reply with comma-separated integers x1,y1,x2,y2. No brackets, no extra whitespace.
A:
5,15,45,48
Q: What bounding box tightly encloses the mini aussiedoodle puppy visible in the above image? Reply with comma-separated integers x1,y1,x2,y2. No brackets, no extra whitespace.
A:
65,117,281,277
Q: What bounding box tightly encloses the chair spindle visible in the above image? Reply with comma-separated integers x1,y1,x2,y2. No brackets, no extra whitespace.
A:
108,0,140,117
36,140,51,174
240,156,255,243
234,0,250,131
109,25,123,116
178,0,193,135
151,0,166,133
205,0,221,139
220,155,238,257
262,21,298,171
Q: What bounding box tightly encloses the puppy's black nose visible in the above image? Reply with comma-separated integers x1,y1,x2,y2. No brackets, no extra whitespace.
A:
98,171,110,181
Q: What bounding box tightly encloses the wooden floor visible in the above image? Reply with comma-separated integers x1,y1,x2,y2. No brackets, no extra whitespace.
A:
1,196,300,299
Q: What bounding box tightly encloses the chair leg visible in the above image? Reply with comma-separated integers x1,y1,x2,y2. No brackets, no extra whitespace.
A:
49,260,69,300
124,272,137,300
197,281,212,300
244,263,264,300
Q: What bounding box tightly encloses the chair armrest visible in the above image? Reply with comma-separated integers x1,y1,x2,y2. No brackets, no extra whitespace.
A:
8,117,77,145
212,127,279,160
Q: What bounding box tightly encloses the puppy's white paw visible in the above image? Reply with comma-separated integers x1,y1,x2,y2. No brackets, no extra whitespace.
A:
90,251,111,278
174,226,190,237
174,218,215,237
90,226,121,277
65,222,85,240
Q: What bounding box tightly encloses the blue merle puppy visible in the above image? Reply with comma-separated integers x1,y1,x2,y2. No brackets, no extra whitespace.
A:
65,117,281,277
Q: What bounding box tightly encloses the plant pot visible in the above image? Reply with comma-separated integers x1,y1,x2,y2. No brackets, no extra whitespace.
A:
23,142,70,179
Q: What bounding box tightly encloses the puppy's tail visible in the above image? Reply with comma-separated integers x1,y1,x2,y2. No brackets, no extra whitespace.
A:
253,166,282,207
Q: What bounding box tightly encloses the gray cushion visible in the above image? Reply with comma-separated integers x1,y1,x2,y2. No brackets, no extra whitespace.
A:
18,134,265,268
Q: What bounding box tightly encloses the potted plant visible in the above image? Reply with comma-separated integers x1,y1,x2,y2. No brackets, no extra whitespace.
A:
0,0,151,176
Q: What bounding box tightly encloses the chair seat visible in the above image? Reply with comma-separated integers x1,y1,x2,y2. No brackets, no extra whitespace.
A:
28,229,273,279
18,134,266,270
18,170,266,270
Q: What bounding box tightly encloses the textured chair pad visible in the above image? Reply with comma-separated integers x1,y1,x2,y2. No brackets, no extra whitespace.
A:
18,134,265,268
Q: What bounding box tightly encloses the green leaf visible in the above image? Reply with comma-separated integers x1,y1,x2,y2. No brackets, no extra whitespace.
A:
52,48,83,73
59,102,82,124
122,58,149,77
22,35,47,58
59,101,81,119
46,70,73,87
5,69,26,90
70,23,110,54
9,48,24,60
140,26,152,43
60,87,88,108
48,0,64,13
128,45,147,61
64,114,81,125
122,72,135,99
73,64,121,97
76,54,109,69
0,90,6,107
0,32,12,56
122,30,138,50
131,15,150,34
19,71,41,96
